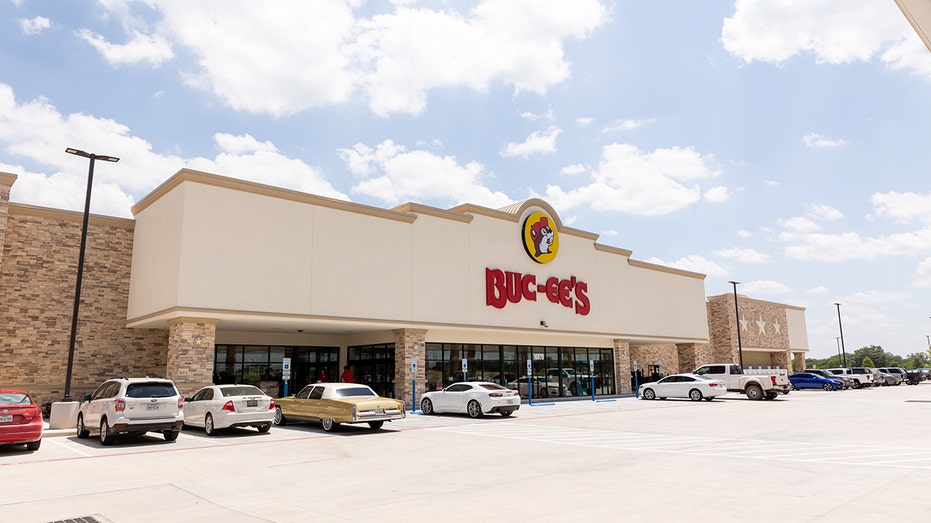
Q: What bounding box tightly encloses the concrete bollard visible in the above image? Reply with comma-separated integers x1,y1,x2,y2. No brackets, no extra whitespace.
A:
49,401,80,429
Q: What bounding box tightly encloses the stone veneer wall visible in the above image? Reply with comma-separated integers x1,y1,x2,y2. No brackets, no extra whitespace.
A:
394,329,427,408
167,319,217,397
629,345,680,375
706,294,795,369
0,203,168,406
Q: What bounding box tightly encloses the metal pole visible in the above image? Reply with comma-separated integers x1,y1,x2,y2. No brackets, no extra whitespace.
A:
835,337,841,364
729,281,744,368
63,148,118,401
835,303,847,368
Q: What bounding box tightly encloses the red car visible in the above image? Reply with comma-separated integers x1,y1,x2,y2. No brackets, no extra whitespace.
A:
0,390,43,451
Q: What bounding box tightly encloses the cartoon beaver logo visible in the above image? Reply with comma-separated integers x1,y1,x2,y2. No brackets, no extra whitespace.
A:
522,211,558,263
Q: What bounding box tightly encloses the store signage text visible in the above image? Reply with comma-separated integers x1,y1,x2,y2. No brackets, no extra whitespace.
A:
485,267,590,315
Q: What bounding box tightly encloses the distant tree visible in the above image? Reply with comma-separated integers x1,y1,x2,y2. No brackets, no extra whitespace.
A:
904,353,930,369
861,356,875,368
806,355,843,369
852,346,889,367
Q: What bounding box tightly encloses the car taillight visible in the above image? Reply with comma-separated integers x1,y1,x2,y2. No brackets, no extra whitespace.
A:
114,399,125,412
269,399,276,410
771,376,777,385
488,392,504,397
222,400,236,412
709,383,717,387
178,397,184,410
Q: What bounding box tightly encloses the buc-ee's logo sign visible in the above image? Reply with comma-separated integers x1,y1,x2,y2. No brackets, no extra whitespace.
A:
485,210,590,316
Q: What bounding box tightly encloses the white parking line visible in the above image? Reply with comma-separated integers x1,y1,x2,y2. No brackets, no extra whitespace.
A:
48,437,92,457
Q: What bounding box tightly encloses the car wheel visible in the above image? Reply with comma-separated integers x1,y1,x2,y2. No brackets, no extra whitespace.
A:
26,439,41,451
499,409,513,417
100,419,115,446
538,387,549,398
257,424,271,433
822,383,833,391
467,400,483,418
76,414,90,439
163,429,179,442
204,413,216,436
764,391,778,400
368,421,384,430
745,385,763,400
688,388,703,401
274,406,287,426
852,381,862,389
642,388,656,400
321,418,340,432
421,398,434,415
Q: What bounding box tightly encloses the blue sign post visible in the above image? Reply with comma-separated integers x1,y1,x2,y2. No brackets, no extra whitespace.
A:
411,359,417,414
526,359,533,406
633,360,639,398
590,359,595,401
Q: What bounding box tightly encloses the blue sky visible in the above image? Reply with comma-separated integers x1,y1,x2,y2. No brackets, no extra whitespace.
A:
2,0,931,360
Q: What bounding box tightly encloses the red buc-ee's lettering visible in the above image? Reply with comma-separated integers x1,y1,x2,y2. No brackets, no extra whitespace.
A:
485,267,590,315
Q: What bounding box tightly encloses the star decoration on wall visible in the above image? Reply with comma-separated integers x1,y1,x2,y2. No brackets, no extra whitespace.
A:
756,314,767,335
739,315,749,333
773,321,782,335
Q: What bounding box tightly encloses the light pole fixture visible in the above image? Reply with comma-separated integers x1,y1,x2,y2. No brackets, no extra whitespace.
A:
834,302,847,368
728,281,744,368
63,147,119,401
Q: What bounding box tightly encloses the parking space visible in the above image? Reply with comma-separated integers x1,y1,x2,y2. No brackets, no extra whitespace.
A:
2,383,931,522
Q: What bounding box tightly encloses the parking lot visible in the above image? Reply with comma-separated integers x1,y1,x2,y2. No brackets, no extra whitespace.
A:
3,383,931,522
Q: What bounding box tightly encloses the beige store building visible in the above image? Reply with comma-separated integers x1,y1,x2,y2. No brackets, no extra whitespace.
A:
0,169,808,408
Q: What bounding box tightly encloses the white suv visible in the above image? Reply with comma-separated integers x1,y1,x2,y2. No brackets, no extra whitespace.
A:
77,377,184,445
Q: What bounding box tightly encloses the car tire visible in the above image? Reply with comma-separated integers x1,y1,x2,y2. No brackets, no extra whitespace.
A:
368,421,384,430
163,429,179,442
204,413,217,436
257,424,271,433
26,439,41,451
688,388,703,401
467,400,483,418
76,414,90,439
538,387,549,398
745,385,763,400
321,418,340,432
764,391,778,400
822,383,833,391
642,388,656,400
274,406,287,426
421,398,434,415
100,419,115,446
499,409,513,417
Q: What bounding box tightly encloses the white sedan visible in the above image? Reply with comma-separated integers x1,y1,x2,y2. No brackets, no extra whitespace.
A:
639,374,727,402
183,384,276,435
421,382,521,418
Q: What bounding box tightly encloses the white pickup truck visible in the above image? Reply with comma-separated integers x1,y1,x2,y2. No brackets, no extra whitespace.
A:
693,363,791,400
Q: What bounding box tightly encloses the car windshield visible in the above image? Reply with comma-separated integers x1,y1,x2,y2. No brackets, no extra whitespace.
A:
479,383,507,390
331,386,376,398
220,386,265,397
693,375,712,381
126,382,176,398
0,392,32,405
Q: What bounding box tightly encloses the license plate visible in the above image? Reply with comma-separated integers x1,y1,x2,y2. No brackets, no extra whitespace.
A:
146,404,160,411
246,400,258,407
374,408,384,415
0,415,11,423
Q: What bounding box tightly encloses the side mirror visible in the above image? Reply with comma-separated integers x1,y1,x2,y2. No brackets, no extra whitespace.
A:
184,397,193,402
82,394,92,402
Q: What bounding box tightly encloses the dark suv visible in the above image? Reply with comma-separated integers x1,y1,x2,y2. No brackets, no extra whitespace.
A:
77,377,184,445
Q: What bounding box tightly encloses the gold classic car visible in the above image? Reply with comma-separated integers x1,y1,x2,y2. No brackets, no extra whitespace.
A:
273,383,405,432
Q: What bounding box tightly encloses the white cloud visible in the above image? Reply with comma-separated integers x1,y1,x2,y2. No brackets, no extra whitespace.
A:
500,126,562,158
842,290,910,304
737,230,751,238
712,247,771,264
765,180,780,187
345,140,514,208
721,0,931,80
803,133,848,148
703,186,729,202
0,83,345,217
99,1,608,116
807,286,830,294
780,216,820,233
520,107,554,121
871,190,931,224
602,118,654,133
741,280,791,294
646,255,728,278
576,117,594,126
807,203,843,221
560,164,588,176
77,29,174,67
19,16,51,35
544,143,719,216
912,257,931,288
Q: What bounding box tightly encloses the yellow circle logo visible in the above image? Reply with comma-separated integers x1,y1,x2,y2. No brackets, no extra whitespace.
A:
522,211,558,264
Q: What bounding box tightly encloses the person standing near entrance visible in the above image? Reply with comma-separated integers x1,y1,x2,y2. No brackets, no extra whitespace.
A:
340,365,353,383
318,369,329,383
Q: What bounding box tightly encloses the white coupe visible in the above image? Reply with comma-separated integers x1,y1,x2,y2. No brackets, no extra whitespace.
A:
421,382,521,418
638,374,727,402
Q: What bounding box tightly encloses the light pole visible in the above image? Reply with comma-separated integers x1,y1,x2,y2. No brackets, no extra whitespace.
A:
835,336,841,363
728,281,744,368
834,302,847,368
63,147,119,400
